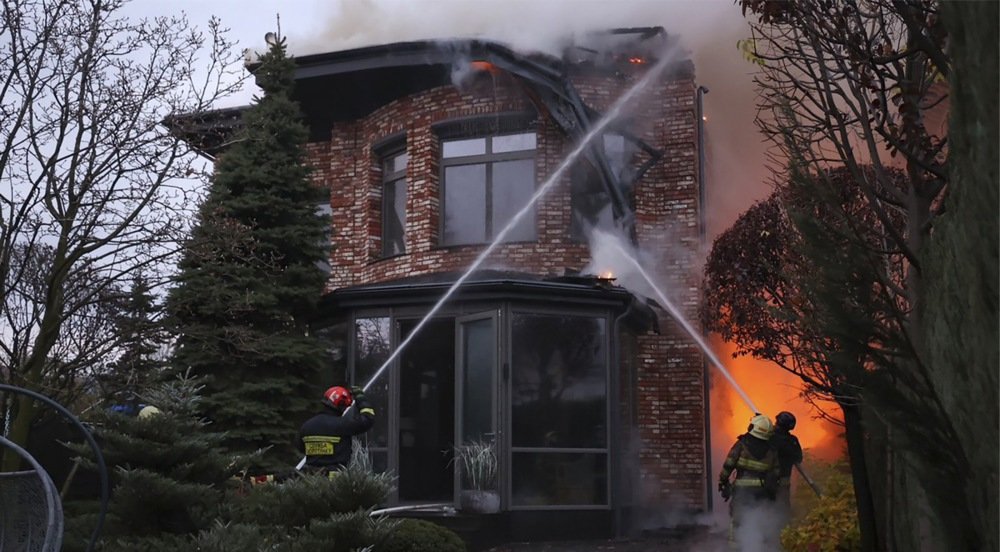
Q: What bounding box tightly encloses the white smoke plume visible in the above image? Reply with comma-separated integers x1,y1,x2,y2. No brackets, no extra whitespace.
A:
297,0,736,58
263,0,773,242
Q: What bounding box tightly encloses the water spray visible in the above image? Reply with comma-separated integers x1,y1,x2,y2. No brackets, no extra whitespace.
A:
354,48,681,403
604,237,821,497
295,47,680,472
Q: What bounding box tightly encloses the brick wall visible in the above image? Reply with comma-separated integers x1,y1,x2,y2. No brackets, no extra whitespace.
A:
305,61,707,510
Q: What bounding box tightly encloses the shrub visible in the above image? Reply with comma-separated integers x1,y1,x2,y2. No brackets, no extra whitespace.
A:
326,450,397,512
224,473,342,528
294,510,400,552
192,522,292,552
224,440,395,528
781,460,861,552
381,518,467,552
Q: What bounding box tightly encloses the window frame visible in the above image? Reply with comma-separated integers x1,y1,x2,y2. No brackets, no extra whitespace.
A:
436,115,538,247
505,308,612,510
377,138,408,258
343,300,614,511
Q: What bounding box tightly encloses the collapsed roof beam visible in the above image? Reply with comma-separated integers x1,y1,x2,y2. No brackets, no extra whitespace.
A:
473,43,664,235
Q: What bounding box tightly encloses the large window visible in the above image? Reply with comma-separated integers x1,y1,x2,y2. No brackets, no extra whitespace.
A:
381,150,407,257
510,314,608,506
345,306,612,510
440,132,536,246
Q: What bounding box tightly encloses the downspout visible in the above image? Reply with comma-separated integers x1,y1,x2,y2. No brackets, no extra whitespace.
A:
696,84,713,511
612,297,637,537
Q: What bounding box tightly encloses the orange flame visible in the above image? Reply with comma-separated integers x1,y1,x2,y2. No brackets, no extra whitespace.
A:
470,60,500,74
709,336,844,461
628,56,646,65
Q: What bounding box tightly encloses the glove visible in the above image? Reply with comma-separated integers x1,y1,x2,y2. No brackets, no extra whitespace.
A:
350,386,366,400
718,479,732,501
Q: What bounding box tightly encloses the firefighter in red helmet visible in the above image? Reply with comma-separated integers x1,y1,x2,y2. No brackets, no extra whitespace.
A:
297,385,376,476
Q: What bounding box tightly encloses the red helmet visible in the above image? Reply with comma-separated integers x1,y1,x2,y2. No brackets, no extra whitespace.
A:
323,386,353,410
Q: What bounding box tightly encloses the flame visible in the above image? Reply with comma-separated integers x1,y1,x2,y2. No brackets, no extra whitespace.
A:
599,270,615,279
628,56,646,65
709,336,844,461
470,60,499,74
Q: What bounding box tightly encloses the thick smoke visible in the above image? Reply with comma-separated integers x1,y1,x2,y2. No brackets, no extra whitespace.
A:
284,0,773,240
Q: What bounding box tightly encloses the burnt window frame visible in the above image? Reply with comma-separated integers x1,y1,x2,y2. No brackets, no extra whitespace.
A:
375,135,408,258
569,132,637,242
435,113,539,247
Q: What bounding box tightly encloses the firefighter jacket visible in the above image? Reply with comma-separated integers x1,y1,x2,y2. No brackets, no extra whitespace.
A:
298,395,376,470
719,433,780,498
771,428,803,479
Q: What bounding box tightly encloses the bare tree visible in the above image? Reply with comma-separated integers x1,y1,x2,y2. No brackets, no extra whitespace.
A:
0,0,245,470
736,1,987,551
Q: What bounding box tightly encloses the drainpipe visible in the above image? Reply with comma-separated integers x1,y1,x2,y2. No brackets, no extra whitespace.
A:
611,297,636,538
696,84,713,512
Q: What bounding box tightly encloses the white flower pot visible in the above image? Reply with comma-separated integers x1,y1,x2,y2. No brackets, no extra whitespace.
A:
460,489,501,513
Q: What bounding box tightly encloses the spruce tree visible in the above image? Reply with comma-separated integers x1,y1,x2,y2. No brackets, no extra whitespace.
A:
167,35,329,469
99,274,167,409
64,375,241,552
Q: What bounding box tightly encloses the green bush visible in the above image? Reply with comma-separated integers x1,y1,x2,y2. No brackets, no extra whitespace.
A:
381,518,467,552
295,510,400,552
781,460,861,552
223,450,395,528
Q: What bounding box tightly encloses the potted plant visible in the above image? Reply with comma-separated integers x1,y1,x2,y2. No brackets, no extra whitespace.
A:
454,439,499,513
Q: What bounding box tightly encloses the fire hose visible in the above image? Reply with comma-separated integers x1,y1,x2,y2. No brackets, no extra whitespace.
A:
795,462,822,497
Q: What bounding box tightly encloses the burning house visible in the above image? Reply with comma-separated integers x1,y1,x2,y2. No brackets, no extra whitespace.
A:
180,27,709,540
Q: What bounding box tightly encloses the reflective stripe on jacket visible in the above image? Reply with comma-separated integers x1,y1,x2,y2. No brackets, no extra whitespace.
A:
298,395,376,469
719,433,779,489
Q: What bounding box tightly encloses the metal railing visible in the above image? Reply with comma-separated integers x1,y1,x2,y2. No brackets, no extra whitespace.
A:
0,385,108,552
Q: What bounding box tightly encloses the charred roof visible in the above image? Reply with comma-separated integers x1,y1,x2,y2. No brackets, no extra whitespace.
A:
168,27,690,230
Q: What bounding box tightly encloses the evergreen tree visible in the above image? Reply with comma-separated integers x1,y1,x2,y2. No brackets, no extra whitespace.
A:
64,375,242,552
167,34,329,469
99,274,168,409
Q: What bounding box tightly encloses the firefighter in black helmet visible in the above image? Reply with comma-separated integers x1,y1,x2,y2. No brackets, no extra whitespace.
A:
771,411,803,526
719,413,781,550
297,385,376,477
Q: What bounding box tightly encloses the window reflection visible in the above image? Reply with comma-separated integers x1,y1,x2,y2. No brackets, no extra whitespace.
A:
491,159,535,242
440,132,536,246
443,164,487,245
512,452,607,506
381,150,407,256
511,314,607,448
354,317,390,450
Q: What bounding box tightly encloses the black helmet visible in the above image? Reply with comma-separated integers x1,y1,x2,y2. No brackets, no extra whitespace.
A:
775,411,796,431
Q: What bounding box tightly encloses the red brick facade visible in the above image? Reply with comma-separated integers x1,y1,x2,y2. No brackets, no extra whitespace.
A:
304,62,707,510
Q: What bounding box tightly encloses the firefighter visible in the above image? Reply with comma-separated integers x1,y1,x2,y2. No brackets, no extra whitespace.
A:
771,410,803,525
298,385,376,477
718,413,781,550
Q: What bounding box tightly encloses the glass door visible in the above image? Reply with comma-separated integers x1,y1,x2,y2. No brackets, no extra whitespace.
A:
455,312,500,503
397,318,455,502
